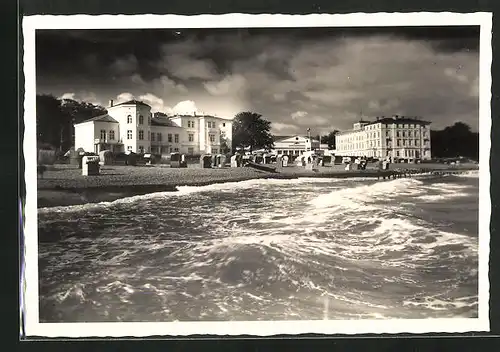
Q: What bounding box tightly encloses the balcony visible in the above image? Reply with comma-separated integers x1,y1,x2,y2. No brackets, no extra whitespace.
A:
95,138,121,144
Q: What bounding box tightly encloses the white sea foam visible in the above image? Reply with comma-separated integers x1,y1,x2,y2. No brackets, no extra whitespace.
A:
38,177,347,214
454,170,480,178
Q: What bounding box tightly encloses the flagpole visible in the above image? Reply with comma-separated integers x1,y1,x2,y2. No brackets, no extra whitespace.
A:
307,128,311,152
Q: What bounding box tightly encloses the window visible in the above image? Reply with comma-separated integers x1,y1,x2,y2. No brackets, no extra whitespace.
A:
403,140,406,146
402,131,406,137
109,130,115,140
409,131,413,137
386,131,389,137
127,146,132,151
168,134,172,143
174,134,179,143
396,131,400,137
188,134,194,142
148,131,150,140
157,133,162,142
139,115,144,125
174,147,179,152
223,123,226,127
408,140,412,146
416,140,420,146
396,151,400,157
169,147,173,153
397,139,401,147
151,133,155,141
139,130,144,140
100,129,106,140
212,148,218,154
188,147,194,155
148,116,151,125
138,145,144,153
209,134,216,143
127,130,133,139
188,121,195,128
127,115,132,123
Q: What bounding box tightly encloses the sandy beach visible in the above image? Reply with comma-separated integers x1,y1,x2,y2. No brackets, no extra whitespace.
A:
35,162,479,208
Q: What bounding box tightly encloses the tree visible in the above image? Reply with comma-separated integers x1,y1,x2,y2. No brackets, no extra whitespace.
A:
219,131,231,154
232,111,274,152
430,122,479,160
36,94,106,151
60,98,107,151
313,130,339,150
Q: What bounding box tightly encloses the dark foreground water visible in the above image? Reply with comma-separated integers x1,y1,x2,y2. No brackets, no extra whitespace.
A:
38,172,479,322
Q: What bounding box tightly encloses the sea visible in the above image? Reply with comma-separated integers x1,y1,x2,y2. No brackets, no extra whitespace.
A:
37,172,479,322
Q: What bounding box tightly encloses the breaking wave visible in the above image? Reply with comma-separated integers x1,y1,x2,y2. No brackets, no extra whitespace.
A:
38,174,479,322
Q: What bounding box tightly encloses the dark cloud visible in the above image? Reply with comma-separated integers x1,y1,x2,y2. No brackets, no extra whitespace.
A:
36,26,480,133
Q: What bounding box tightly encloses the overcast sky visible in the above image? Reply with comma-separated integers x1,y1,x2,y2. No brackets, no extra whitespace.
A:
36,26,480,134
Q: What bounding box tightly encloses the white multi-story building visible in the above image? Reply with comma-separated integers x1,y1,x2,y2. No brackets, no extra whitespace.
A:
335,115,432,162
74,99,233,155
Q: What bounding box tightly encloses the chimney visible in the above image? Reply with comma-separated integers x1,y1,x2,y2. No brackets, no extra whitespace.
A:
109,99,114,107
376,116,379,121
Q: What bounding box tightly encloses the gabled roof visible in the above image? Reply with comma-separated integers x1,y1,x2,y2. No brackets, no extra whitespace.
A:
112,100,151,108
76,114,119,125
151,117,181,128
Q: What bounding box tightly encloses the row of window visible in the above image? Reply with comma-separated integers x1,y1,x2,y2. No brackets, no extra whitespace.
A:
339,130,428,142
127,114,151,125
101,129,215,144
276,150,304,155
100,130,114,140
127,130,180,143
127,145,180,153
365,123,426,130
339,139,427,151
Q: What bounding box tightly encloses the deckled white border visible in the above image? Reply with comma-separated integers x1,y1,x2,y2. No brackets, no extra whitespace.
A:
22,13,492,337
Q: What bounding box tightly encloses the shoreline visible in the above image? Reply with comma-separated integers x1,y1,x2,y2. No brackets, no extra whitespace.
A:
36,164,478,208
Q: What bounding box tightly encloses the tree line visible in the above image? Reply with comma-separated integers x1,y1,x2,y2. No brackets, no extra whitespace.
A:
34,94,479,160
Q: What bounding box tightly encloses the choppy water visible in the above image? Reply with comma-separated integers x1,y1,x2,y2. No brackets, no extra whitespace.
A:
38,172,479,322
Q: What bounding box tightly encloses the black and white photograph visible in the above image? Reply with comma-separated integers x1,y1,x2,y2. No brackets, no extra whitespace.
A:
22,13,491,337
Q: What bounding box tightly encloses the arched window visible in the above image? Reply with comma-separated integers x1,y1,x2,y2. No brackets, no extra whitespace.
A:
127,115,132,124
139,115,144,125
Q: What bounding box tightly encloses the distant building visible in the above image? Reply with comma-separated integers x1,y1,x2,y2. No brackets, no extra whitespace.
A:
74,99,233,155
269,135,329,156
335,115,432,161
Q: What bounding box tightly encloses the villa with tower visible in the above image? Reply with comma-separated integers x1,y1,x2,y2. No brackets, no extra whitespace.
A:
74,99,233,155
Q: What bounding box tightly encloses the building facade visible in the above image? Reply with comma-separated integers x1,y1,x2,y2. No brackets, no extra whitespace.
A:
335,115,432,161
270,135,329,156
74,100,233,155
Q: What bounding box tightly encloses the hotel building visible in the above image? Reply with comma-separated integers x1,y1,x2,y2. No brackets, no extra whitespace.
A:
335,115,432,161
74,99,233,155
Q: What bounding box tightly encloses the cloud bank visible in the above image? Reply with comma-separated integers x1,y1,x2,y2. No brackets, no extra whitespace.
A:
38,28,480,134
